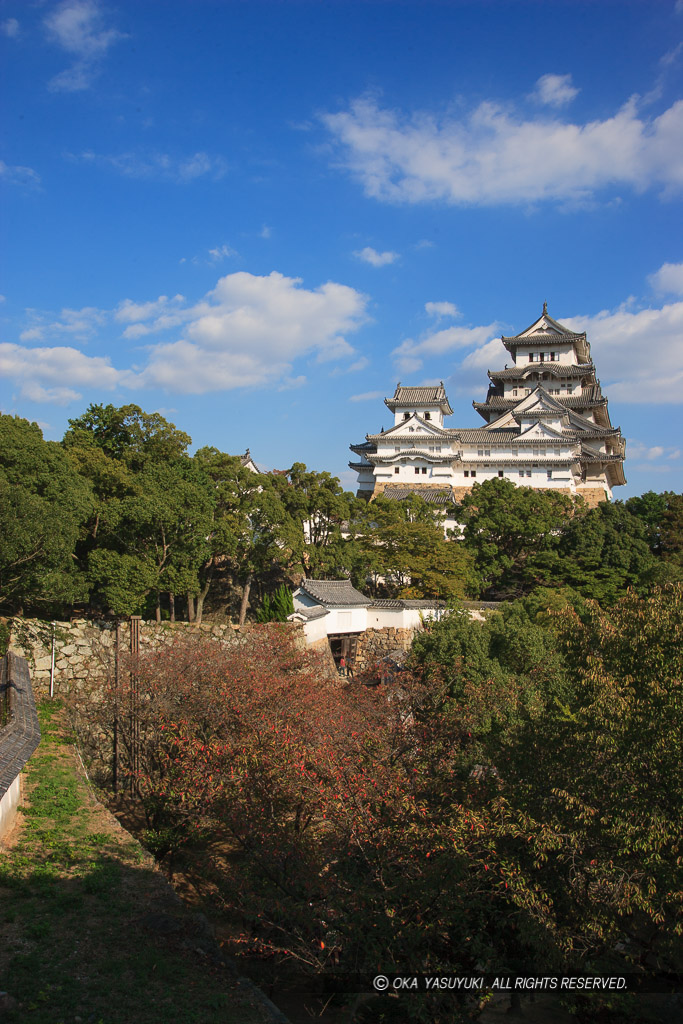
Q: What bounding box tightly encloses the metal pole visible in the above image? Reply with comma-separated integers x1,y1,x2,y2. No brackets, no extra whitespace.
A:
113,621,121,795
130,616,141,793
49,621,56,698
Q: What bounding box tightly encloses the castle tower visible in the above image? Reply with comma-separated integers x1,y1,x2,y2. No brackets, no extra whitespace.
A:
349,307,626,507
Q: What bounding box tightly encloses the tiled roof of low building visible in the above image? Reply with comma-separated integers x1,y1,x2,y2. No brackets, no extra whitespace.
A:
298,579,370,607
381,485,457,504
290,605,329,620
370,598,447,609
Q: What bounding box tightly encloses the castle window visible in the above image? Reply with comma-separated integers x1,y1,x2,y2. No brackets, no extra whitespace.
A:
519,470,525,478
529,353,535,362
498,470,503,478
415,467,420,474
422,467,427,475
526,470,531,477
512,389,518,396
540,352,546,362
395,446,400,452
424,412,431,420
547,470,553,480
404,412,410,420
471,470,477,477
464,470,469,477
394,467,399,474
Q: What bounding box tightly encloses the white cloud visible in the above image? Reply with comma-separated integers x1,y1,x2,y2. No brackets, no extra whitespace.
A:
132,271,369,394
208,244,238,262
45,1,125,92
259,225,271,239
425,301,459,319
648,261,683,296
530,73,579,108
626,440,681,471
115,295,186,324
0,343,127,404
354,246,399,267
348,356,369,372
349,390,384,402
322,94,683,206
563,300,683,403
68,149,228,183
1,18,19,38
19,305,106,342
0,160,41,190
393,321,500,375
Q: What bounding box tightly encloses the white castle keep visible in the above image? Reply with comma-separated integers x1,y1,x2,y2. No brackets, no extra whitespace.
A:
350,307,626,508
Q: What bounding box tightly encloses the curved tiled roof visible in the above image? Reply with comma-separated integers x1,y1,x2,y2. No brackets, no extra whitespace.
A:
474,393,607,413
381,485,457,504
502,333,587,345
290,605,329,621
489,363,594,380
298,579,369,607
367,449,456,464
385,384,454,415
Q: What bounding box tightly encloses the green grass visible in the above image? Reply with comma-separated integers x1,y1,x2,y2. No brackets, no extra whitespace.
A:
0,701,270,1024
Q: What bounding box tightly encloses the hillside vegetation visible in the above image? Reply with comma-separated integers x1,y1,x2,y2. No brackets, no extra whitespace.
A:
1,405,681,621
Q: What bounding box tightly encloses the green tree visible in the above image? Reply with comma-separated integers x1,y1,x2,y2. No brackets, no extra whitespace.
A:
499,585,683,971
86,459,214,618
271,462,356,579
64,403,192,470
457,478,576,599
194,448,289,623
554,499,659,603
0,415,92,613
349,494,475,600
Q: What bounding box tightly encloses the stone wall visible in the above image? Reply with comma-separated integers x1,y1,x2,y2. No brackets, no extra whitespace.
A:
353,627,416,673
8,618,306,697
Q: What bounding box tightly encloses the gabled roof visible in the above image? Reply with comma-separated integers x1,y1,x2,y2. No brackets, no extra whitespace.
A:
238,449,260,473
513,388,569,417
367,414,453,442
501,307,590,362
298,579,370,607
515,421,573,442
385,383,453,415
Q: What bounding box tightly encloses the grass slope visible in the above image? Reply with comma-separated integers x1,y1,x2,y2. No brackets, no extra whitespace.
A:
0,701,271,1024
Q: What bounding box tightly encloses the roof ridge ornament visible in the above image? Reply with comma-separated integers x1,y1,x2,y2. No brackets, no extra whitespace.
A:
543,300,548,315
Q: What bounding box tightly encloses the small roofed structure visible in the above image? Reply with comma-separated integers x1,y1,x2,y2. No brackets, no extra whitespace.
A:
239,449,259,474
290,579,445,645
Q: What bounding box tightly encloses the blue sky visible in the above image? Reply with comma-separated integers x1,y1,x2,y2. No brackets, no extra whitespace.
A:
1,0,682,499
